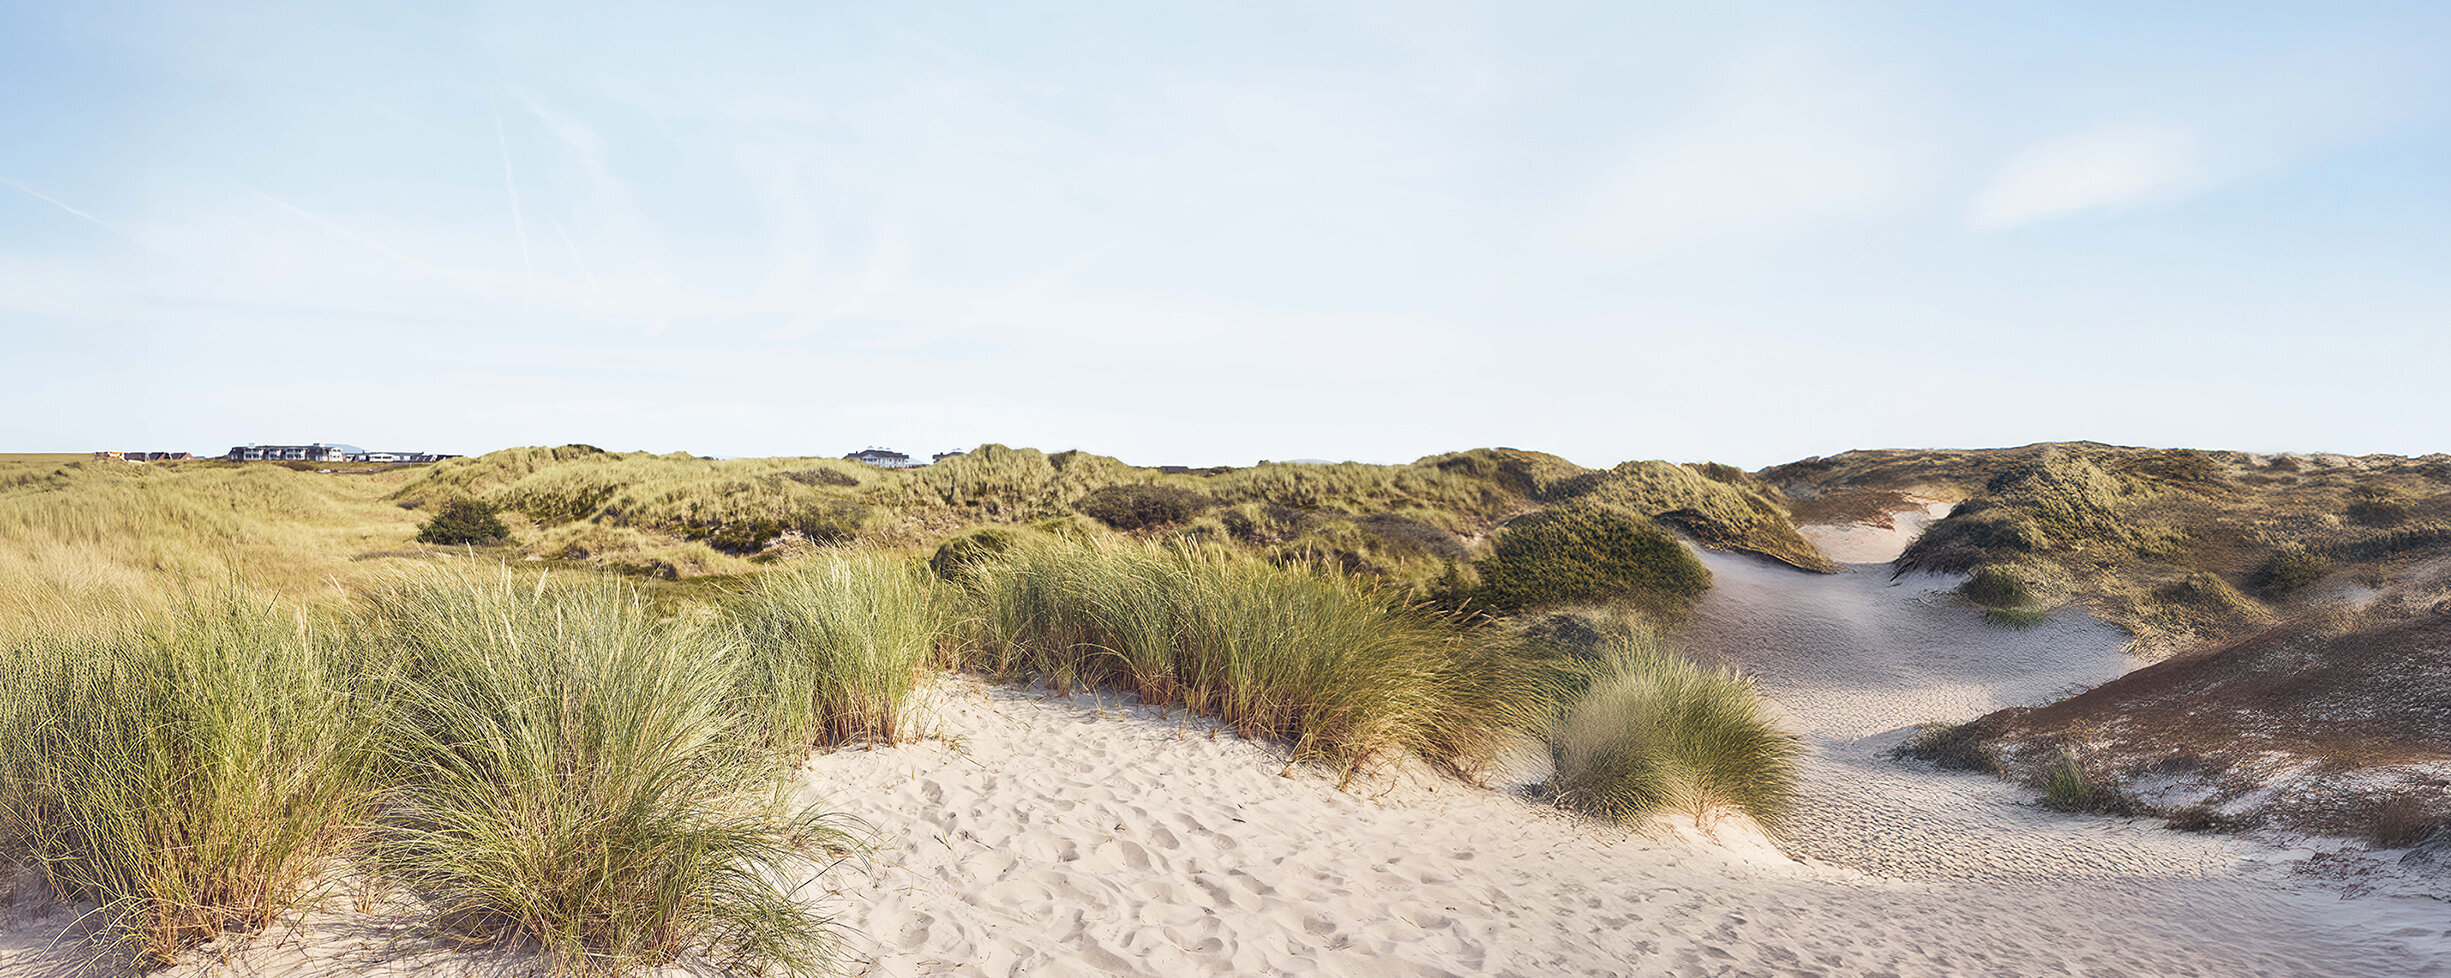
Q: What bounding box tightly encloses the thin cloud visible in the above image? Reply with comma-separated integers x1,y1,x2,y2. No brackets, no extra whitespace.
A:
495,113,535,284
0,175,124,235
1970,126,2208,230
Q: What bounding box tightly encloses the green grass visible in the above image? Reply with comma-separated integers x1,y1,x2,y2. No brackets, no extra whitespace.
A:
0,593,374,965
1475,504,1712,612
732,551,953,748
355,566,855,977
1983,606,2051,628
955,536,1543,782
1542,625,1799,828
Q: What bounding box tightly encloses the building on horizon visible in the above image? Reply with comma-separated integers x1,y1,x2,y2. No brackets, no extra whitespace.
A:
225,443,457,464
847,447,914,468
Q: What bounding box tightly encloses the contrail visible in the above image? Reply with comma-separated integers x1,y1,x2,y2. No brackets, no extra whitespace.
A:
495,113,535,283
249,187,463,285
549,213,599,294
0,175,124,235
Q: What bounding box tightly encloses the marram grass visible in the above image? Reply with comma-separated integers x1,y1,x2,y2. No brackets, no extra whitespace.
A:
1544,624,1800,829
0,593,374,965
732,550,953,748
956,537,1544,782
354,565,856,977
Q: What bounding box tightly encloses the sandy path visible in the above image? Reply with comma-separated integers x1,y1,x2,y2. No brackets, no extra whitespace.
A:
1679,547,2255,882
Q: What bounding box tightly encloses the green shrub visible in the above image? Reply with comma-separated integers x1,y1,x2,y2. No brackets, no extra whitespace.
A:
357,567,852,977
1074,484,1213,530
416,497,511,545
2042,750,2091,809
2347,488,2415,527
1984,606,2050,628
1895,721,2003,776
957,538,1540,781
2250,544,2332,596
733,552,951,747
930,525,1031,580
1545,639,1799,828
1476,505,1712,611
0,596,373,965
1960,566,2034,608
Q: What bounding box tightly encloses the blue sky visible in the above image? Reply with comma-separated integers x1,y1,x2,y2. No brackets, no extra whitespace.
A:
3,1,2445,468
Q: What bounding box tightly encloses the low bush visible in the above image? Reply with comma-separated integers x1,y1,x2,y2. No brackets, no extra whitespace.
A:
0,596,373,965
1544,635,1799,829
1960,566,2034,608
416,497,511,545
357,567,852,977
1074,484,1213,531
929,525,1031,580
956,538,1540,781
2348,489,2414,527
1476,505,1712,612
1895,721,2003,776
1984,606,2050,628
2373,796,2444,848
2249,544,2332,597
733,552,951,748
2036,749,2141,815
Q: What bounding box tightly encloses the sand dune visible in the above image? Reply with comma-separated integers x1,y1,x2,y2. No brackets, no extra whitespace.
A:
802,675,2445,977
11,508,2448,977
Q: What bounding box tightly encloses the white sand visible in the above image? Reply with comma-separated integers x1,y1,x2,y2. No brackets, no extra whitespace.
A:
1794,498,1952,565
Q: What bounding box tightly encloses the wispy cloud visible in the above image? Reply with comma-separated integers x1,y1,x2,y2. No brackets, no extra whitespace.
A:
249,187,475,290
0,175,124,235
1970,126,2208,230
495,113,535,285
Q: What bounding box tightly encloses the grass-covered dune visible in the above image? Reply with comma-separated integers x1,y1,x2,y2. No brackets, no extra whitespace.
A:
1777,443,2451,841
1767,442,2451,652
0,447,1815,974
1907,565,2451,842
385,444,1832,602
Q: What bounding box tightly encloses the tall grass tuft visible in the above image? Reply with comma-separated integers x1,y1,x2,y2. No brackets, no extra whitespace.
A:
1544,624,1799,829
355,566,852,977
0,595,372,965
733,551,952,748
958,537,1540,781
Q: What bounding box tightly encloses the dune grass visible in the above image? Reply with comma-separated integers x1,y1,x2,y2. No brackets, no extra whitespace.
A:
0,594,374,965
732,551,954,749
1542,621,1799,829
956,537,1543,782
355,566,855,977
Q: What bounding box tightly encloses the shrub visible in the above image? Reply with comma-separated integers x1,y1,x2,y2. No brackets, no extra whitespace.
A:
416,497,511,545
2041,751,2091,809
2347,488,2415,527
2036,749,2140,815
1476,505,1712,612
1074,484,1213,531
733,552,951,748
929,525,1031,580
1960,566,2034,608
1984,606,2050,628
0,596,373,965
2250,544,2332,597
1895,721,2003,776
357,567,852,977
956,538,1540,781
2374,796,2444,848
1545,638,1799,828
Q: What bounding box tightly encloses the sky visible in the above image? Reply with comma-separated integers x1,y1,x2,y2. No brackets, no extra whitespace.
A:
2,1,2446,469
